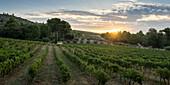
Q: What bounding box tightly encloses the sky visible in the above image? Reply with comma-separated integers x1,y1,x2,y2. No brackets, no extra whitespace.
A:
0,0,170,33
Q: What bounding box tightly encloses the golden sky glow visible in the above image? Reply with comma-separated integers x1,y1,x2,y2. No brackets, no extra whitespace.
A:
107,29,121,33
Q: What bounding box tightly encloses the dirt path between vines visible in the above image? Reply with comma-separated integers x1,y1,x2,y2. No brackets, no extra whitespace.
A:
32,45,59,85
56,46,97,85
0,45,46,85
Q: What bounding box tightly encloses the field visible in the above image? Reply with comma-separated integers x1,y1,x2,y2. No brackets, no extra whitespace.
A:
0,37,169,85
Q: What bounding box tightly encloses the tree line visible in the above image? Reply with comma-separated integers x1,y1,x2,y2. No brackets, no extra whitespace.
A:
101,28,170,48
0,15,74,42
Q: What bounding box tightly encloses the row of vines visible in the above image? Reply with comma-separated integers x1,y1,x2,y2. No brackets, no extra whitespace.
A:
0,37,45,77
63,44,170,85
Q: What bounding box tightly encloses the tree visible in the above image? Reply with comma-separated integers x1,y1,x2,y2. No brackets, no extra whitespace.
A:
4,17,19,29
47,18,61,41
162,28,170,41
119,31,131,43
39,24,51,39
129,34,138,44
0,18,23,39
0,27,23,39
146,28,166,48
60,20,71,37
20,22,29,39
0,26,2,36
47,18,71,42
157,31,166,48
24,24,40,39
162,28,170,46
146,28,158,48
47,18,61,32
136,30,145,44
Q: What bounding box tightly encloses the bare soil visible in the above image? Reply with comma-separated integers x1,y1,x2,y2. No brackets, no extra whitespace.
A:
32,45,59,85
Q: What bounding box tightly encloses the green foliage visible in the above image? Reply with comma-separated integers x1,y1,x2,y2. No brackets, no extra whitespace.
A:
64,33,74,40
53,44,71,82
58,64,71,82
86,40,90,44
154,67,170,84
129,31,146,45
164,46,170,50
146,28,159,48
25,24,40,39
94,41,98,44
0,28,23,39
95,70,110,85
47,18,61,32
102,28,169,48
62,46,110,85
125,68,144,84
4,17,19,29
0,17,23,39
42,37,50,42
39,24,51,39
73,39,78,44
28,44,48,81
0,14,72,42
0,38,42,77
162,28,170,42
65,44,170,84
47,18,72,41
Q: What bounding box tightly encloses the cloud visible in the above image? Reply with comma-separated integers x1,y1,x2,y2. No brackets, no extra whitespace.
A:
46,9,98,16
89,9,113,15
120,0,137,2
20,2,170,33
112,2,170,15
24,13,40,16
137,15,170,21
28,18,48,23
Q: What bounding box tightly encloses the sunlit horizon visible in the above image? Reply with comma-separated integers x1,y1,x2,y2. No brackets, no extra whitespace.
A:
107,29,121,33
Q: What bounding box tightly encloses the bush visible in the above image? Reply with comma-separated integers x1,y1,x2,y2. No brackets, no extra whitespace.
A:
65,33,74,40
42,37,50,42
94,41,98,44
81,40,84,44
126,68,144,84
165,41,170,46
95,70,110,85
73,40,77,43
74,38,79,41
164,46,170,50
87,40,90,44
67,40,70,43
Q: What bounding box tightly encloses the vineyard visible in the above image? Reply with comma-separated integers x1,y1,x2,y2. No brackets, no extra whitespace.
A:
0,37,169,85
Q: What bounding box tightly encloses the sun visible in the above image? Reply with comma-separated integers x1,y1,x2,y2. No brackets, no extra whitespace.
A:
108,29,120,33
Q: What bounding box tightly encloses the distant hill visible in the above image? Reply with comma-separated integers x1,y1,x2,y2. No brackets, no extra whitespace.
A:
72,30,100,35
0,13,33,26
